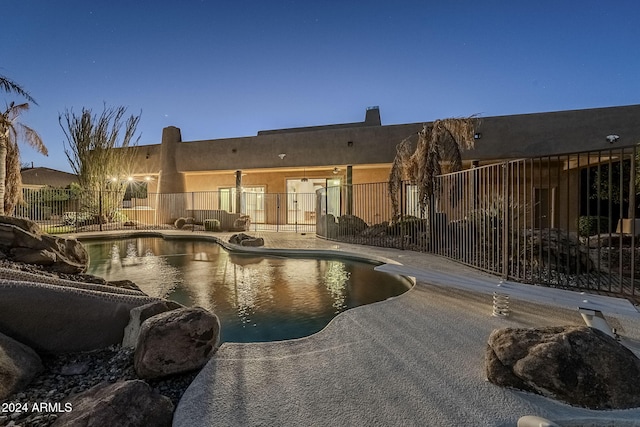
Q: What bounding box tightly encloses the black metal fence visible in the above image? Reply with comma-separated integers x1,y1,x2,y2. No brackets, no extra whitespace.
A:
317,145,639,298
16,144,639,297
16,189,318,234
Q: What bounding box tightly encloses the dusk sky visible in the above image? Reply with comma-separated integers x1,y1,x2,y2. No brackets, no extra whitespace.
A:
4,0,640,173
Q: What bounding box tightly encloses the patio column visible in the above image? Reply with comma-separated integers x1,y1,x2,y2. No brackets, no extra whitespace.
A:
346,165,353,215
235,170,242,214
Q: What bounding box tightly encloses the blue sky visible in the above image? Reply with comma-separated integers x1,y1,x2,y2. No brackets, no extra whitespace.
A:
4,0,640,172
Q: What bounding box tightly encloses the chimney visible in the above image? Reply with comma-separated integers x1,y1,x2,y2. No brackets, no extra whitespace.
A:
365,106,381,125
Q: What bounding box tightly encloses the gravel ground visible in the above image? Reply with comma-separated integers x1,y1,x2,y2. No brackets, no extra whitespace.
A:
0,260,199,427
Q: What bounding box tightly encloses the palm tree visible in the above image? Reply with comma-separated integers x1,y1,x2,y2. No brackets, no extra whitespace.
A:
0,75,47,215
388,117,477,217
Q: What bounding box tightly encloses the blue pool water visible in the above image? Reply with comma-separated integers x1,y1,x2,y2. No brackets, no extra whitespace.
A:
84,237,411,343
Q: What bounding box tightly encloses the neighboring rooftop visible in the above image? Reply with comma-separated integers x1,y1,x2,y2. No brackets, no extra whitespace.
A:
21,167,77,188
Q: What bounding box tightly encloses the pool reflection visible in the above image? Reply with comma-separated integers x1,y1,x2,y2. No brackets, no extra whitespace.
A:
85,237,410,343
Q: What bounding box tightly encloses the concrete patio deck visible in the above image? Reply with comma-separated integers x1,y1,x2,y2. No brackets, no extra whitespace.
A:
79,230,640,426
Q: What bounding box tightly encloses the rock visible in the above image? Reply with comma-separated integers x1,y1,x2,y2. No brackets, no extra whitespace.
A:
134,307,219,379
0,283,158,354
122,300,184,349
486,326,640,409
60,361,90,376
52,380,174,427
229,233,264,247
0,216,41,235
0,217,88,274
0,332,43,400
240,237,264,247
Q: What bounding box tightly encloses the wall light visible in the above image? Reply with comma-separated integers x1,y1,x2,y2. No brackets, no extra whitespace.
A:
606,134,619,144
474,133,482,140
278,153,286,159
332,167,340,175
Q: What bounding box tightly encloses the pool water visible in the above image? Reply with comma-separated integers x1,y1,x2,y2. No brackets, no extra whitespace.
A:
84,237,411,343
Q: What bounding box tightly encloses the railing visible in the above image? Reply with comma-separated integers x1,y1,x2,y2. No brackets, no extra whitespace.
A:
317,145,639,298
16,190,318,234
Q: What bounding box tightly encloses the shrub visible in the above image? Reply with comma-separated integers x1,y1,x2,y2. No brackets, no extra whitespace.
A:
204,219,221,232
578,216,609,237
174,217,186,229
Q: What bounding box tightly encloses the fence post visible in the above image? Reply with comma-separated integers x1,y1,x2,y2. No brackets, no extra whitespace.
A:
400,181,405,250
98,188,103,232
502,163,509,279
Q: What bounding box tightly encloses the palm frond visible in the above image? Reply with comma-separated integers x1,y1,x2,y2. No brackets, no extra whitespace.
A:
16,123,47,156
0,76,37,105
388,116,479,216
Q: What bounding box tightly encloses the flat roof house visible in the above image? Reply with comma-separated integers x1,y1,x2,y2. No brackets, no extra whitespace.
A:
122,104,639,228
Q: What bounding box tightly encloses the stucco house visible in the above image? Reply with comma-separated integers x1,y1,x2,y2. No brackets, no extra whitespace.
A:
122,104,639,230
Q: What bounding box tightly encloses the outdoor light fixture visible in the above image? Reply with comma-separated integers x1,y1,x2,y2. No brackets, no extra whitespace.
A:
332,167,339,175
301,168,308,182
606,134,620,144
278,153,286,159
474,132,482,140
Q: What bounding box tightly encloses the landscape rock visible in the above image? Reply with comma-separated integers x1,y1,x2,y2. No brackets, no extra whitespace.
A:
0,283,158,354
134,307,220,379
486,325,640,409
122,300,185,349
0,217,88,274
0,332,43,400
52,380,174,427
229,233,264,247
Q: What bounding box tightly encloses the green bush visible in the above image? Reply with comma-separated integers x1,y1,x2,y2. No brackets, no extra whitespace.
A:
577,216,609,237
174,217,186,229
204,219,221,232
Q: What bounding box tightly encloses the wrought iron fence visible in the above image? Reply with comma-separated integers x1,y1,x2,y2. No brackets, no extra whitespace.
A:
317,145,639,298
16,189,318,234
16,144,639,297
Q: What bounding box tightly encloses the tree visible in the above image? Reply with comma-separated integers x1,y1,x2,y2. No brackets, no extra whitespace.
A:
59,105,140,221
388,117,477,217
0,75,48,215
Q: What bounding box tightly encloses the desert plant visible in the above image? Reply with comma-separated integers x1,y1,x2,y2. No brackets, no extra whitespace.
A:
60,104,140,222
388,117,478,218
577,216,609,237
204,218,221,231
174,217,186,229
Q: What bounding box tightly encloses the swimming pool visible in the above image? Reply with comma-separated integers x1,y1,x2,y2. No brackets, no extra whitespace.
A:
83,237,411,343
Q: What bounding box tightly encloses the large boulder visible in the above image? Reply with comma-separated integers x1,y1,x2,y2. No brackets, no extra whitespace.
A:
0,216,88,273
486,326,640,409
134,307,220,379
0,332,43,400
229,233,264,247
52,380,174,427
0,282,159,354
122,300,184,349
